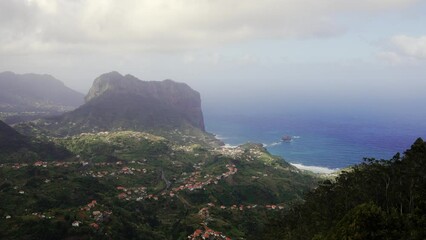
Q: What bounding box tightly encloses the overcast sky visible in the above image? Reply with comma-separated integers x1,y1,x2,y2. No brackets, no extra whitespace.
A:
1,0,426,117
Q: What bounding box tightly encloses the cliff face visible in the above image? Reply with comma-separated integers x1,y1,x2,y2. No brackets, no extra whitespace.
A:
59,72,205,133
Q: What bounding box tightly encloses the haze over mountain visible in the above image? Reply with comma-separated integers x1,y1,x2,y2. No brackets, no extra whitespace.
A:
0,71,84,112
84,71,205,130
19,72,207,139
0,74,320,239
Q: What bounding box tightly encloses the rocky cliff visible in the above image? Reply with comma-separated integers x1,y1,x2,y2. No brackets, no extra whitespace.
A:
29,72,206,136
83,71,205,130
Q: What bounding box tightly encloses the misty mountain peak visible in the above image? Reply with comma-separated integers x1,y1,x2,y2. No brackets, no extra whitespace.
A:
0,71,84,114
59,71,206,133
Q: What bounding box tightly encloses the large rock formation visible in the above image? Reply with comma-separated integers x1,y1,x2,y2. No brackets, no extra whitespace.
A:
28,72,206,136
83,71,205,130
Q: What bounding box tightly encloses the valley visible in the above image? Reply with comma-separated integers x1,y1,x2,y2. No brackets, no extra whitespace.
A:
1,71,424,240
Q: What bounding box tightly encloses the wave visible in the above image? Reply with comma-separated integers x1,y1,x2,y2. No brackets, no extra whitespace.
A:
263,141,282,147
215,134,229,140
290,163,339,174
223,144,239,148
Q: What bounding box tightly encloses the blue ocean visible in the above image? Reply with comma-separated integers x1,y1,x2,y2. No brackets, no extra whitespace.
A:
205,113,426,172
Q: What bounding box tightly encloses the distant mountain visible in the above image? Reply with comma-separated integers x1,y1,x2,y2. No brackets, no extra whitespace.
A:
83,71,204,130
0,73,320,240
0,120,71,163
0,71,84,123
16,72,207,139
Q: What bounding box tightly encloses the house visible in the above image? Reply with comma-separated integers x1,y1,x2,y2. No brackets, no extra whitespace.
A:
193,229,203,237
118,193,128,199
90,222,99,229
87,200,97,208
34,161,43,167
72,221,81,227
92,211,101,216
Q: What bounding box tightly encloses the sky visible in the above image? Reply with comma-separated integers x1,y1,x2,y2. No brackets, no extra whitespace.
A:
1,0,426,118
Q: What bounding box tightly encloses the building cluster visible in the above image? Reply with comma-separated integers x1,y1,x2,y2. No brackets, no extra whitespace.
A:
214,146,244,158
75,200,112,229
214,203,284,211
188,226,232,240
116,186,148,201
167,164,237,194
3,160,93,170
114,162,238,203
82,166,148,178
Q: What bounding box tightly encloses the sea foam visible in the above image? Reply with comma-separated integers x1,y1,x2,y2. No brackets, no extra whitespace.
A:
290,163,339,174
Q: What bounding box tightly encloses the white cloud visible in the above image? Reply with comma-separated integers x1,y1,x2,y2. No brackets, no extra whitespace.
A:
391,35,426,59
0,0,421,54
378,35,426,64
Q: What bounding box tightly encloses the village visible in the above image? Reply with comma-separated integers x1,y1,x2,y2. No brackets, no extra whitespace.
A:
1,142,291,240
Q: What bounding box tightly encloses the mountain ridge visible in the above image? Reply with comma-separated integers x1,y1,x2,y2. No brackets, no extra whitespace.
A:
84,71,204,130
0,71,84,111
14,72,208,143
0,71,85,124
0,120,71,163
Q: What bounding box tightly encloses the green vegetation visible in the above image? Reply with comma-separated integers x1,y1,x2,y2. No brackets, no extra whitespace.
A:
265,138,426,240
3,114,425,239
55,131,168,161
0,120,71,163
0,129,317,239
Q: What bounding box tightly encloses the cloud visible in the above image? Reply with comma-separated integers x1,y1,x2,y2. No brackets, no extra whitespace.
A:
378,35,426,64
376,51,404,65
391,35,426,59
0,0,421,54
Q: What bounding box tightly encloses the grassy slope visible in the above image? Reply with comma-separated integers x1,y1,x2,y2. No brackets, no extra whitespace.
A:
0,130,317,239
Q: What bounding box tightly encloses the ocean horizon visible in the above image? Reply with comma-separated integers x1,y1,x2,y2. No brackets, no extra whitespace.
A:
205,113,426,173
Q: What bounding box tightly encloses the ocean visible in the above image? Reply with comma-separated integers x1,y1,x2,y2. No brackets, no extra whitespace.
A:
205,113,426,173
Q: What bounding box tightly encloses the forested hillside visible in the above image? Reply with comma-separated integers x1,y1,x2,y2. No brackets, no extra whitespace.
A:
265,138,426,240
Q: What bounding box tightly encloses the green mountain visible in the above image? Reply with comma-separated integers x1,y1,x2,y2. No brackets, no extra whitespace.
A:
6,70,424,238
0,73,321,239
0,120,71,163
0,71,84,123
17,72,208,140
